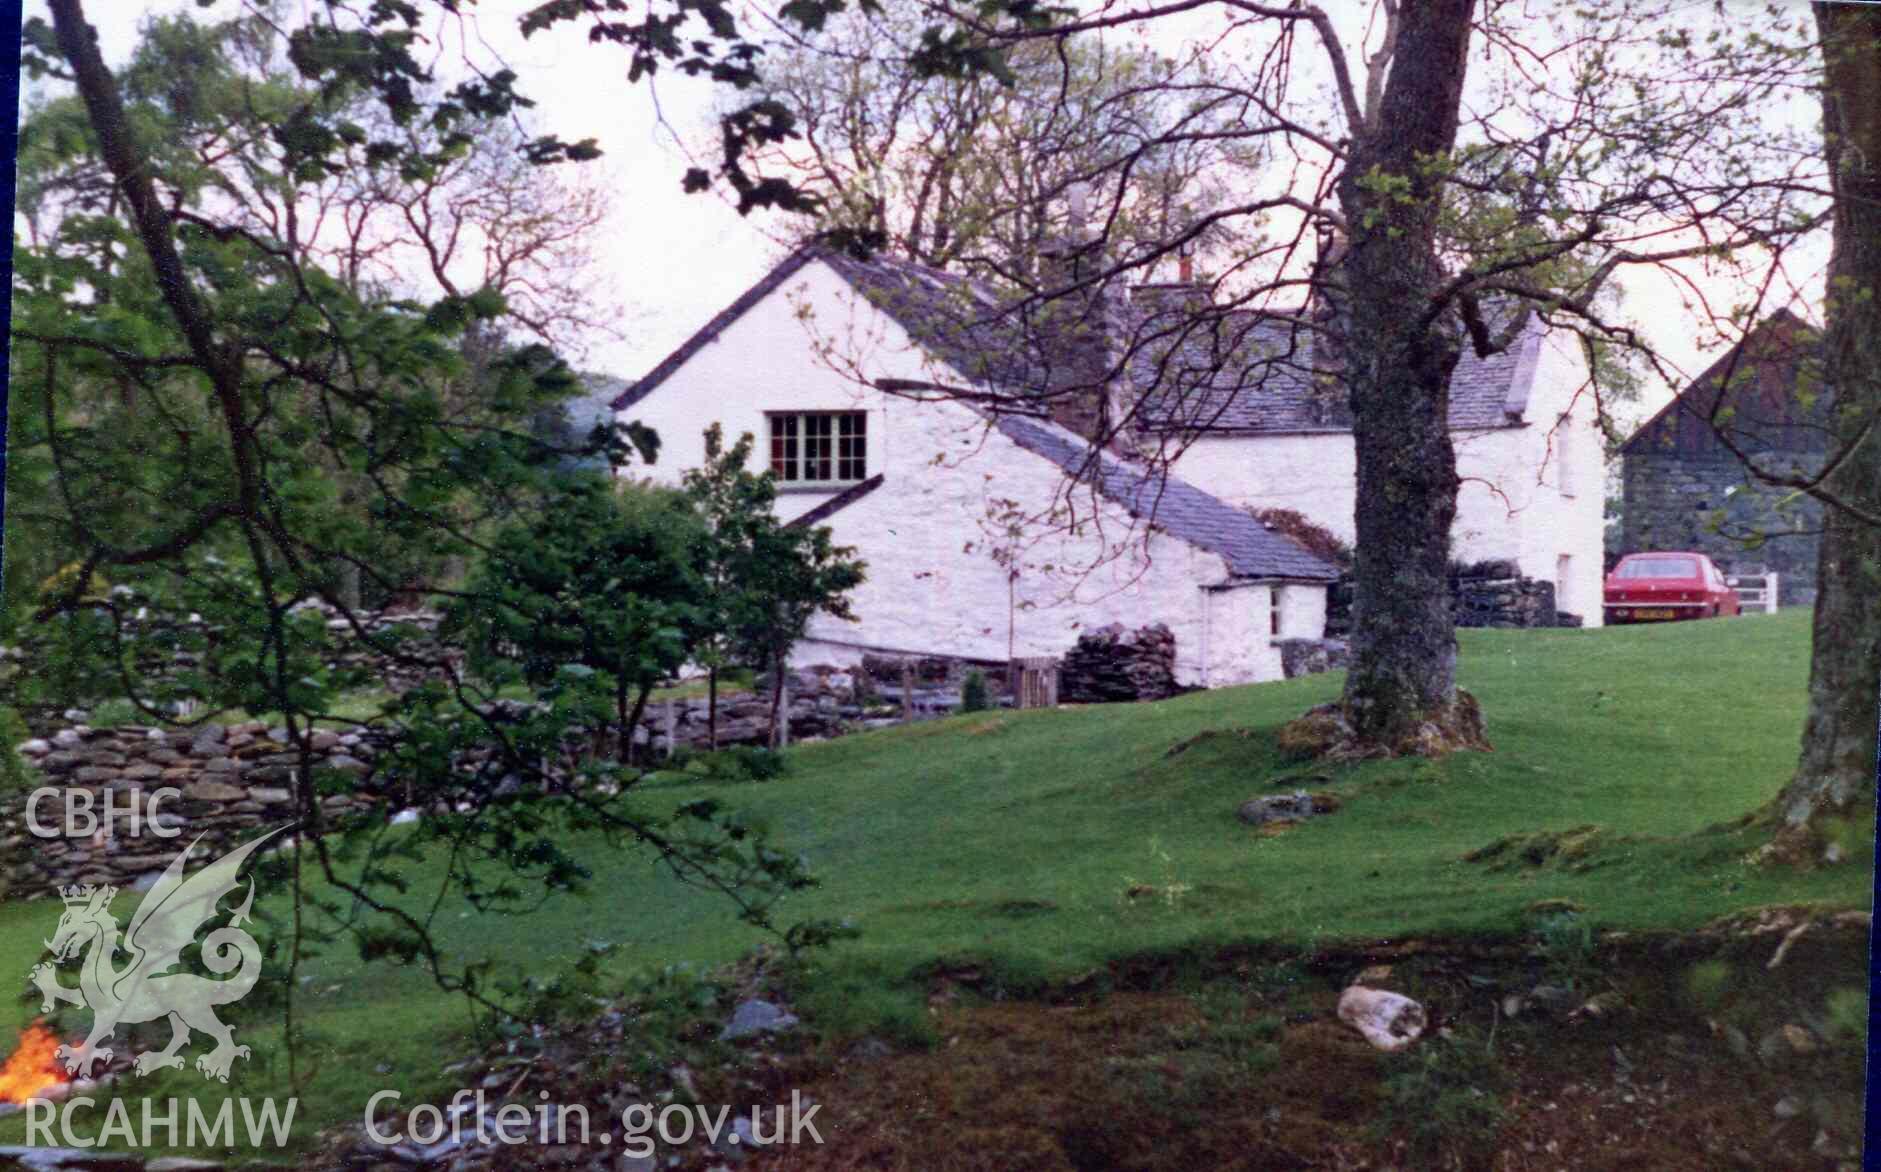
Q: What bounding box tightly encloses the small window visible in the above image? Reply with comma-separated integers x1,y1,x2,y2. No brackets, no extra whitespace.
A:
1270,587,1282,636
768,411,866,484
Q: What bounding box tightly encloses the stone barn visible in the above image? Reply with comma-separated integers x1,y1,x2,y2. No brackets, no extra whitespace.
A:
1620,309,1830,606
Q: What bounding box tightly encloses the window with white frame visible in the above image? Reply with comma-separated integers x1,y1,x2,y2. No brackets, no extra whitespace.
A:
768,411,867,484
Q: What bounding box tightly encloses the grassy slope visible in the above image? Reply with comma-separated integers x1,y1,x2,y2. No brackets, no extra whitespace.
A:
0,611,1869,1155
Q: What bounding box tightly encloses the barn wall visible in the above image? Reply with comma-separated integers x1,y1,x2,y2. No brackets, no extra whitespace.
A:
1620,452,1823,606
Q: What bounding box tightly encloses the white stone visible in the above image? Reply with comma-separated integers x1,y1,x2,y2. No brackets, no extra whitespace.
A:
1337,985,1427,1052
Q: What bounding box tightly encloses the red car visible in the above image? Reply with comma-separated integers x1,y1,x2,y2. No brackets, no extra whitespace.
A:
1604,552,1741,623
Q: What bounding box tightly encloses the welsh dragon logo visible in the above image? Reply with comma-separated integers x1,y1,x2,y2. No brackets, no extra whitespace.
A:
29,829,282,1083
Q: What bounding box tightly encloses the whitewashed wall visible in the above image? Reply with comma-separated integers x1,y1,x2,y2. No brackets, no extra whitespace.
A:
1506,330,1607,625
621,259,1323,685
1167,329,1605,626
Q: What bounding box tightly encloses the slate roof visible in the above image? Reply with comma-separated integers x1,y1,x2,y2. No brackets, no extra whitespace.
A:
993,413,1340,581
612,247,1544,435
1619,309,1829,457
1126,307,1543,434
537,371,634,472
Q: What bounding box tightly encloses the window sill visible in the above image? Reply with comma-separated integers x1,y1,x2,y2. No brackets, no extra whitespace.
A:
775,481,867,494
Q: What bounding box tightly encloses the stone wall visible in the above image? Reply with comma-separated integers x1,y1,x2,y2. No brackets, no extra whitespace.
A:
1276,638,1351,680
3,722,380,896
1325,571,1572,637
1456,576,1559,629
2,670,957,893
1621,452,1821,606
1059,624,1180,703
2,602,463,738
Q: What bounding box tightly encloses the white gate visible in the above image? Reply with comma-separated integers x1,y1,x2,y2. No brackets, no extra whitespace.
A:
1727,570,1780,614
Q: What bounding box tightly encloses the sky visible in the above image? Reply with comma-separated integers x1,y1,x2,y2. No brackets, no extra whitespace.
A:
18,0,1834,431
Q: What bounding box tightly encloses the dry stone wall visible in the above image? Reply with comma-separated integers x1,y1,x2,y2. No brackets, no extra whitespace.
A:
1059,624,1180,703
0,673,936,895
1325,570,1575,638
2,722,379,897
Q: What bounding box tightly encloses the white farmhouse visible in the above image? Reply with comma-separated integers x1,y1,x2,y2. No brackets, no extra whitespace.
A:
1138,287,1606,624
611,245,1603,687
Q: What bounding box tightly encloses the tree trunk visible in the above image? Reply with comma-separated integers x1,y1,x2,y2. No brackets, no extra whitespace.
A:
620,681,653,766
708,664,719,751
1763,2,1881,863
615,673,631,764
1302,0,1489,757
768,653,787,750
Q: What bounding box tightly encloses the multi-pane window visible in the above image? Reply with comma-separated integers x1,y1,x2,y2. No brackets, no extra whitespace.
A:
769,412,866,483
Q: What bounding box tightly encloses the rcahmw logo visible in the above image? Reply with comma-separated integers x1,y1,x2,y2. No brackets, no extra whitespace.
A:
23,828,297,1149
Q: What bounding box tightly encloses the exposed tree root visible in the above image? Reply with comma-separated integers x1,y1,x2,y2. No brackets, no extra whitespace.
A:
1276,689,1491,761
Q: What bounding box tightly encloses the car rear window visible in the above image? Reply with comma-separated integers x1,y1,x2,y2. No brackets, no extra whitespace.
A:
1617,556,1699,579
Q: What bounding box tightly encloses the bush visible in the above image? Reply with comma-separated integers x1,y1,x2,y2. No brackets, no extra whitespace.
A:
1684,959,1732,1011
1824,986,1868,1046
960,669,991,713
1375,1032,1509,1165
1532,910,1596,989
1251,508,1352,569
699,745,790,782
0,705,40,798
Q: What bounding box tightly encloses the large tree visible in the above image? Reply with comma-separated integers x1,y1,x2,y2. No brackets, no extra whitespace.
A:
1761,2,1881,863
730,10,1261,283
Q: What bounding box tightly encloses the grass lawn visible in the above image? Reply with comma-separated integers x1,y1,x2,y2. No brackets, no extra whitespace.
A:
0,610,1868,1159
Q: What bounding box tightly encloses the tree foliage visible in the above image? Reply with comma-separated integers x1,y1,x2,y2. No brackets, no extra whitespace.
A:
450,477,707,762
732,12,1262,283
681,425,866,747
8,2,843,1067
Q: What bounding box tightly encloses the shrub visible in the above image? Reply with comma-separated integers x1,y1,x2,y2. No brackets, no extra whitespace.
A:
1250,508,1352,569
700,745,790,782
1824,986,1868,1046
960,669,991,713
1375,1032,1509,1165
1532,910,1596,989
1684,959,1732,1011
0,705,41,798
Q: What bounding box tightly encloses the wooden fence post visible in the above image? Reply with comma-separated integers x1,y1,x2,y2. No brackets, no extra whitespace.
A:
900,661,915,722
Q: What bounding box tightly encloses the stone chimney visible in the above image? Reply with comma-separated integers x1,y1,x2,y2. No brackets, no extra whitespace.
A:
1130,251,1212,322
1036,184,1129,450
